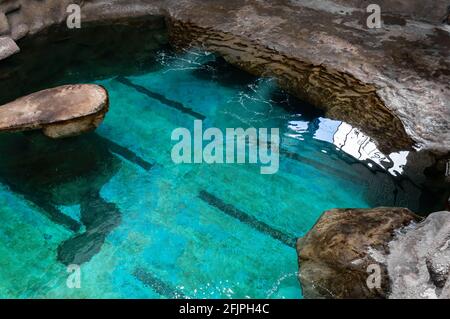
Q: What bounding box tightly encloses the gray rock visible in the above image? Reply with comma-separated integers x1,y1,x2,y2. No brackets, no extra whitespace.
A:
426,238,450,289
0,0,21,14
333,0,449,24
387,211,450,299
0,12,9,35
10,23,28,40
444,7,450,25
0,36,18,60
0,84,109,138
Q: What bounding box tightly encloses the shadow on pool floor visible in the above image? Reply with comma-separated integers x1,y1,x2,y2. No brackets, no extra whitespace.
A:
0,131,153,265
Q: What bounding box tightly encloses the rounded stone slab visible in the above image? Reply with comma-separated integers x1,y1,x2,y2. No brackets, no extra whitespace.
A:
0,84,109,138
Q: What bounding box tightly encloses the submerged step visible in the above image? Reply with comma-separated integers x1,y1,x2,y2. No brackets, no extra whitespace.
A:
134,267,186,298
198,190,297,248
96,135,154,171
0,84,109,138
116,76,206,120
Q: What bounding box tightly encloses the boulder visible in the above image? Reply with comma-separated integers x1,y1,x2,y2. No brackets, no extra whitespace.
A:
0,84,108,138
0,0,448,154
0,36,18,60
296,208,420,298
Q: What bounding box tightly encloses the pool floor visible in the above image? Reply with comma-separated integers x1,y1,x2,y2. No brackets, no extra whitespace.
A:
0,49,421,298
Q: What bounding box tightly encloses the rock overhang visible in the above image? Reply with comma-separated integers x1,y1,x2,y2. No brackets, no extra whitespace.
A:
0,0,448,155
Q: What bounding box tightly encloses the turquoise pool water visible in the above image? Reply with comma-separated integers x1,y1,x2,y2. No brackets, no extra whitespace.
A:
0,28,430,298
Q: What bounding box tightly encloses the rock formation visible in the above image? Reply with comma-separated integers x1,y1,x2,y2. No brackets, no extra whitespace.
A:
0,0,448,299
0,0,448,155
0,84,108,138
0,35,18,60
334,0,449,23
297,208,450,299
166,0,450,155
387,211,450,299
296,207,420,298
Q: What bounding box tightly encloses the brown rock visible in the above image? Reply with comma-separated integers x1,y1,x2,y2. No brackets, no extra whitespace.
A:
296,207,420,299
388,211,450,298
0,84,108,138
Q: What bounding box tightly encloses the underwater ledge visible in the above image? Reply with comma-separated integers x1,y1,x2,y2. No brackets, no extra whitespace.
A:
0,0,449,299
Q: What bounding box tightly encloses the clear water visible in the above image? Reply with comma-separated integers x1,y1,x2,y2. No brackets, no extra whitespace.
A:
0,26,432,298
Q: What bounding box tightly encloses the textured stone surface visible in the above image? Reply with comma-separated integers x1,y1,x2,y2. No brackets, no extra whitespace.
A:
0,12,9,35
165,0,450,154
333,0,449,23
0,84,108,138
0,0,449,154
296,207,420,298
10,22,27,40
0,0,21,14
0,36,17,59
388,211,450,299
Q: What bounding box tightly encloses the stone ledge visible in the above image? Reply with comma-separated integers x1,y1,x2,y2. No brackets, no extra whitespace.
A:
165,0,450,154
